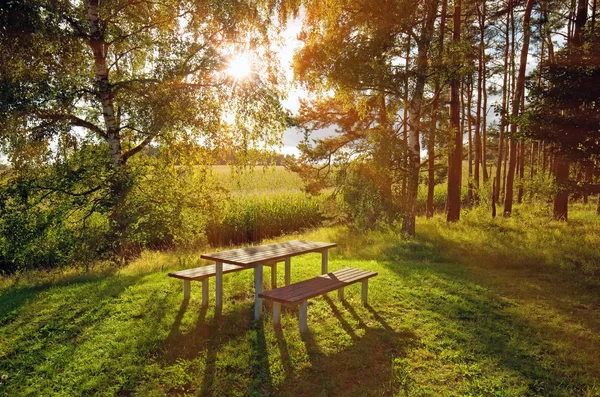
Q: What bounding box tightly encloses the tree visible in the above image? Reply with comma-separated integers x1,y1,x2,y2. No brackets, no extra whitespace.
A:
524,10,600,220
503,0,535,216
447,0,462,222
286,0,439,235
0,0,285,259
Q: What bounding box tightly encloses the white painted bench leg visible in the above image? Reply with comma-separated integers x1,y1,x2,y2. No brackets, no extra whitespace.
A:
273,302,281,326
254,264,263,321
271,262,277,289
202,278,209,307
183,280,190,300
299,300,308,333
361,279,368,305
321,249,328,274
284,258,291,286
215,262,223,310
338,287,344,300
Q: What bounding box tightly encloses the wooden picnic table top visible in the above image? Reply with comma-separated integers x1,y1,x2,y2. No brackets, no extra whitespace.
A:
200,240,336,266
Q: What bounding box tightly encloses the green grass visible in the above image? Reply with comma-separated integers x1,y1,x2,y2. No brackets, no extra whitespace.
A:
1,204,599,396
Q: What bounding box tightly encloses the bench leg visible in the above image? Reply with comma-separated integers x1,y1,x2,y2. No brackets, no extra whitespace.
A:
299,300,308,333
254,264,263,321
361,279,368,305
202,278,209,307
215,262,223,310
321,249,328,274
183,280,190,300
271,262,277,289
338,287,344,300
273,302,281,326
285,258,291,286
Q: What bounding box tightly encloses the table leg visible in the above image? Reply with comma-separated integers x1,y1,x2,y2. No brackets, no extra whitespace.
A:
202,278,209,307
271,262,277,289
284,258,291,286
299,300,308,333
273,302,281,326
321,249,329,274
215,261,223,310
183,279,190,300
254,264,263,321
361,279,368,305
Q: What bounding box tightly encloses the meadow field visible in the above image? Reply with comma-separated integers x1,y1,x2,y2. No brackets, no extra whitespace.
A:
206,166,325,246
0,202,599,396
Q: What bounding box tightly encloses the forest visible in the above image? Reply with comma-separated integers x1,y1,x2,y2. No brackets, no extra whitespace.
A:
0,0,599,396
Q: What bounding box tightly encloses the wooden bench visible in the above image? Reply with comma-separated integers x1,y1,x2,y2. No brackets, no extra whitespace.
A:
168,264,247,306
258,268,378,332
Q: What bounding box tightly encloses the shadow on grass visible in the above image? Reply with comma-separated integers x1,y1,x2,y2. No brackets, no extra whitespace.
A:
380,258,595,395
0,272,148,394
0,269,123,328
273,302,417,397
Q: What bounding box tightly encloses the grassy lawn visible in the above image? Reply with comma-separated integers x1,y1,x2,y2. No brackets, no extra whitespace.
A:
1,205,599,396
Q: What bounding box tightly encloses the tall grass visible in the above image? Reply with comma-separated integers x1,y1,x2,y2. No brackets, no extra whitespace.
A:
207,193,324,246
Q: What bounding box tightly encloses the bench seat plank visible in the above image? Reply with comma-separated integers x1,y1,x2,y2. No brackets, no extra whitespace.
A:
168,263,245,281
259,268,377,305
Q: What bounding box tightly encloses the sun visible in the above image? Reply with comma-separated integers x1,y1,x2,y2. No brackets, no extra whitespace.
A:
226,54,252,79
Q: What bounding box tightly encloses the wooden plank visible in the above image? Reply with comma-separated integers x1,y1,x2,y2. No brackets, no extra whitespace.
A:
259,268,377,304
168,263,245,280
200,240,337,266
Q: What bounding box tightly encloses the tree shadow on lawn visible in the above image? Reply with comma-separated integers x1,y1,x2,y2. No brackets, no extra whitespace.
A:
273,298,417,397
159,301,258,395
0,272,148,394
380,258,597,395
0,268,125,328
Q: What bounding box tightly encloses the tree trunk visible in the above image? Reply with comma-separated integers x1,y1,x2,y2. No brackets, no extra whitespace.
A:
529,141,536,199
447,0,462,222
402,37,411,205
553,155,570,220
494,1,510,211
503,0,535,216
404,0,439,235
427,0,448,218
517,140,525,203
465,81,473,206
475,1,484,190
479,0,489,182
584,166,592,204
87,0,122,168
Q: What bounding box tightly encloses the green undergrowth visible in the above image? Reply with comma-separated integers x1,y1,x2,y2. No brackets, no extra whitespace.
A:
0,205,599,396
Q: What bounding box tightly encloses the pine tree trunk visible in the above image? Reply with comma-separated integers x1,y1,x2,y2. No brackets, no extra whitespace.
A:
584,166,592,204
427,0,447,218
478,0,489,183
517,140,525,203
447,0,462,222
503,0,535,216
553,155,570,220
494,1,510,211
529,141,536,200
465,81,474,206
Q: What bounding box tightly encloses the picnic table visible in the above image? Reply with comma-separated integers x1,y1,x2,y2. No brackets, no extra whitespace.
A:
200,240,336,320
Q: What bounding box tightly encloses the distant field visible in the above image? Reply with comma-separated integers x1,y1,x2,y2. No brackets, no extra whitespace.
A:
211,165,304,195
206,166,324,246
